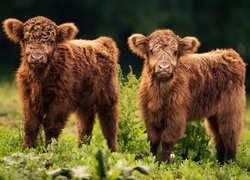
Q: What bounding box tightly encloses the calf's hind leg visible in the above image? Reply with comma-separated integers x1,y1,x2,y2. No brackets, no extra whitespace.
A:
97,104,118,152
217,110,244,163
205,116,226,164
76,107,95,147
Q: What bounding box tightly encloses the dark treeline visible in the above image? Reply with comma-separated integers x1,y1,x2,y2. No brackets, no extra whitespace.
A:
0,0,249,90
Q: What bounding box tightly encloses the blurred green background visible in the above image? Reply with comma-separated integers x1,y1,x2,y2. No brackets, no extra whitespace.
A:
0,0,249,91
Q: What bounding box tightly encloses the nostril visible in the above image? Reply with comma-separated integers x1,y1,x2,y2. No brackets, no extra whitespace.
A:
31,53,44,60
159,64,170,69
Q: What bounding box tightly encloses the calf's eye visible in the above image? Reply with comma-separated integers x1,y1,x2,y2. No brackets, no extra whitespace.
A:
50,40,55,44
23,38,29,43
173,50,178,56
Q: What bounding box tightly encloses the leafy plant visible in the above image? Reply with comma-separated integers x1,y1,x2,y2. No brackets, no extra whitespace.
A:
0,69,250,179
118,166,150,179
94,150,108,179
0,152,48,179
174,120,211,161
118,66,150,157
48,166,93,179
48,150,150,180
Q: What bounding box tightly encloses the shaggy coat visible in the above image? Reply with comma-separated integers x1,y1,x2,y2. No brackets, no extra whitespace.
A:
128,29,246,164
3,16,119,151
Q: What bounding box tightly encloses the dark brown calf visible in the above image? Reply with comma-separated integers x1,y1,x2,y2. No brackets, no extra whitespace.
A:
3,16,119,151
128,29,246,164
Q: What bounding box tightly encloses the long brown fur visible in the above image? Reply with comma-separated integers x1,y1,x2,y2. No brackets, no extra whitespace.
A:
128,29,246,164
3,16,119,151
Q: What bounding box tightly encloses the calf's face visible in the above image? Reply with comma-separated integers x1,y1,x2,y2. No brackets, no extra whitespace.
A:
3,16,78,68
128,29,200,80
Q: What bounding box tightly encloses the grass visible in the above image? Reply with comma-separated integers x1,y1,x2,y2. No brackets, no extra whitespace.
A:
0,69,249,179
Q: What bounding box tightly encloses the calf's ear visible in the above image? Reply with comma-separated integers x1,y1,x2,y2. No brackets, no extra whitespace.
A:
128,34,148,59
179,36,200,55
57,23,78,43
3,18,23,43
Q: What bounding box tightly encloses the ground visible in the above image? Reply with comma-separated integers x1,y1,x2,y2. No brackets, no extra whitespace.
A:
0,68,249,179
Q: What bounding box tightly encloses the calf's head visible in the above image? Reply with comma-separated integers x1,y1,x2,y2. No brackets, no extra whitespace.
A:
128,29,200,80
3,16,78,68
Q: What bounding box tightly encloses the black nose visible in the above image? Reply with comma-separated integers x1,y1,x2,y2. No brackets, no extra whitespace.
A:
159,64,170,72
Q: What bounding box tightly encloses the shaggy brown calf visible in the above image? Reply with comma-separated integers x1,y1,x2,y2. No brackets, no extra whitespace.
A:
3,16,119,151
128,29,246,164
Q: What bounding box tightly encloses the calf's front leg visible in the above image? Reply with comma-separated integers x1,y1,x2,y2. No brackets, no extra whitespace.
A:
42,112,68,148
22,108,41,149
160,116,186,163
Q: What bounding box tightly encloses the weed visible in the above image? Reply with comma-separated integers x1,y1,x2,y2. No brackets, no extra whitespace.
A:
0,68,249,179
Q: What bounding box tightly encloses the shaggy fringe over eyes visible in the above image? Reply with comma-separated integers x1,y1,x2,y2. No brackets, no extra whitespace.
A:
3,18,23,43
128,34,148,59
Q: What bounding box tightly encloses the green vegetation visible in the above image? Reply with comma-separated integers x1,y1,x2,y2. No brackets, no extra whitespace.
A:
0,69,249,179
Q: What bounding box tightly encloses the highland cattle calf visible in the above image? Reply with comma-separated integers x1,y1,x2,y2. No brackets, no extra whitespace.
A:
128,29,246,164
3,16,119,151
